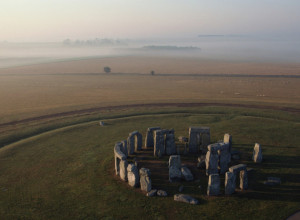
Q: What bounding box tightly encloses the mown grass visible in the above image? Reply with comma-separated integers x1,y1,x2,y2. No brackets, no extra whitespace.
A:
0,107,299,219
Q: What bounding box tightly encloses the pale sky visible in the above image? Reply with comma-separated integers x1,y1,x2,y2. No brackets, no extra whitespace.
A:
1,0,300,41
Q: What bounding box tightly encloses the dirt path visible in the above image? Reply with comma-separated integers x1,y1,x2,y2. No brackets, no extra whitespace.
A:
0,102,299,128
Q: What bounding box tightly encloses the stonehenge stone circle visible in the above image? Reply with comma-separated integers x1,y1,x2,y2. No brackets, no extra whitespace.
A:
113,126,254,199
127,164,139,187
140,168,152,192
253,143,262,163
207,174,220,196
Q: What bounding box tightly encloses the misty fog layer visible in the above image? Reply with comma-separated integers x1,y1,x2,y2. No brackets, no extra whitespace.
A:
1,36,299,69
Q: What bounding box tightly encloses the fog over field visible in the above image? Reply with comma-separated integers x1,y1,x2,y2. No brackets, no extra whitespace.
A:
1,35,300,69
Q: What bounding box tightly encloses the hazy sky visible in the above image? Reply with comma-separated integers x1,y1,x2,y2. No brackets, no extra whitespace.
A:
1,0,300,41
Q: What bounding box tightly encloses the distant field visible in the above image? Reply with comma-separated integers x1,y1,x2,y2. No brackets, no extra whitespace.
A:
0,56,299,123
1,56,300,75
0,107,299,219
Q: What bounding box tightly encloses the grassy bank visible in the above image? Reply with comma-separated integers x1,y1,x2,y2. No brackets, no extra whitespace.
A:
0,107,299,219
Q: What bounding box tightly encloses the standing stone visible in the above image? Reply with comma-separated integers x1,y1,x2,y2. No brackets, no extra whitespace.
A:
225,171,236,195
127,135,135,155
120,140,128,157
169,155,182,182
136,132,142,151
218,143,231,174
205,150,219,176
207,174,220,196
119,159,128,181
145,127,160,148
140,168,152,192
127,131,142,155
224,133,232,153
114,143,127,176
253,143,262,163
127,164,139,187
188,127,210,153
154,130,165,157
240,170,248,190
181,166,194,181
165,132,176,155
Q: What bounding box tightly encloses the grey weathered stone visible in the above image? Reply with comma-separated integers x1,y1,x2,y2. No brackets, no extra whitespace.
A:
119,159,128,181
207,174,220,196
218,142,231,174
139,168,152,192
264,177,281,186
205,150,219,176
253,143,262,163
174,194,199,205
169,155,182,182
154,130,165,157
157,190,168,197
240,170,248,190
181,166,193,181
146,189,157,197
127,131,142,155
197,155,206,168
188,127,210,153
120,140,128,157
224,133,232,153
225,171,236,195
145,127,160,148
169,167,182,182
127,164,139,187
229,164,247,175
165,132,176,155
169,155,181,169
114,142,127,176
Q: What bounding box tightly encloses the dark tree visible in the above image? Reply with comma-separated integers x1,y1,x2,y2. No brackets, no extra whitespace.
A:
104,66,111,74
151,70,155,75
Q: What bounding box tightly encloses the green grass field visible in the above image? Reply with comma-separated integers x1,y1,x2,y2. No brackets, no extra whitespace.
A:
0,106,299,219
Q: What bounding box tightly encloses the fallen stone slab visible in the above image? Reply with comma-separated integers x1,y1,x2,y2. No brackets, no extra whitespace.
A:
174,194,199,205
264,177,281,186
181,166,194,181
157,190,168,197
146,189,157,197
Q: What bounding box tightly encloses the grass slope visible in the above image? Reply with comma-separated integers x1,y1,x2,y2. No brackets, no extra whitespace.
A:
0,107,299,219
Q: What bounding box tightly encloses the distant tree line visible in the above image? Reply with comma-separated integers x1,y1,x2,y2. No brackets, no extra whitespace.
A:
62,38,128,47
